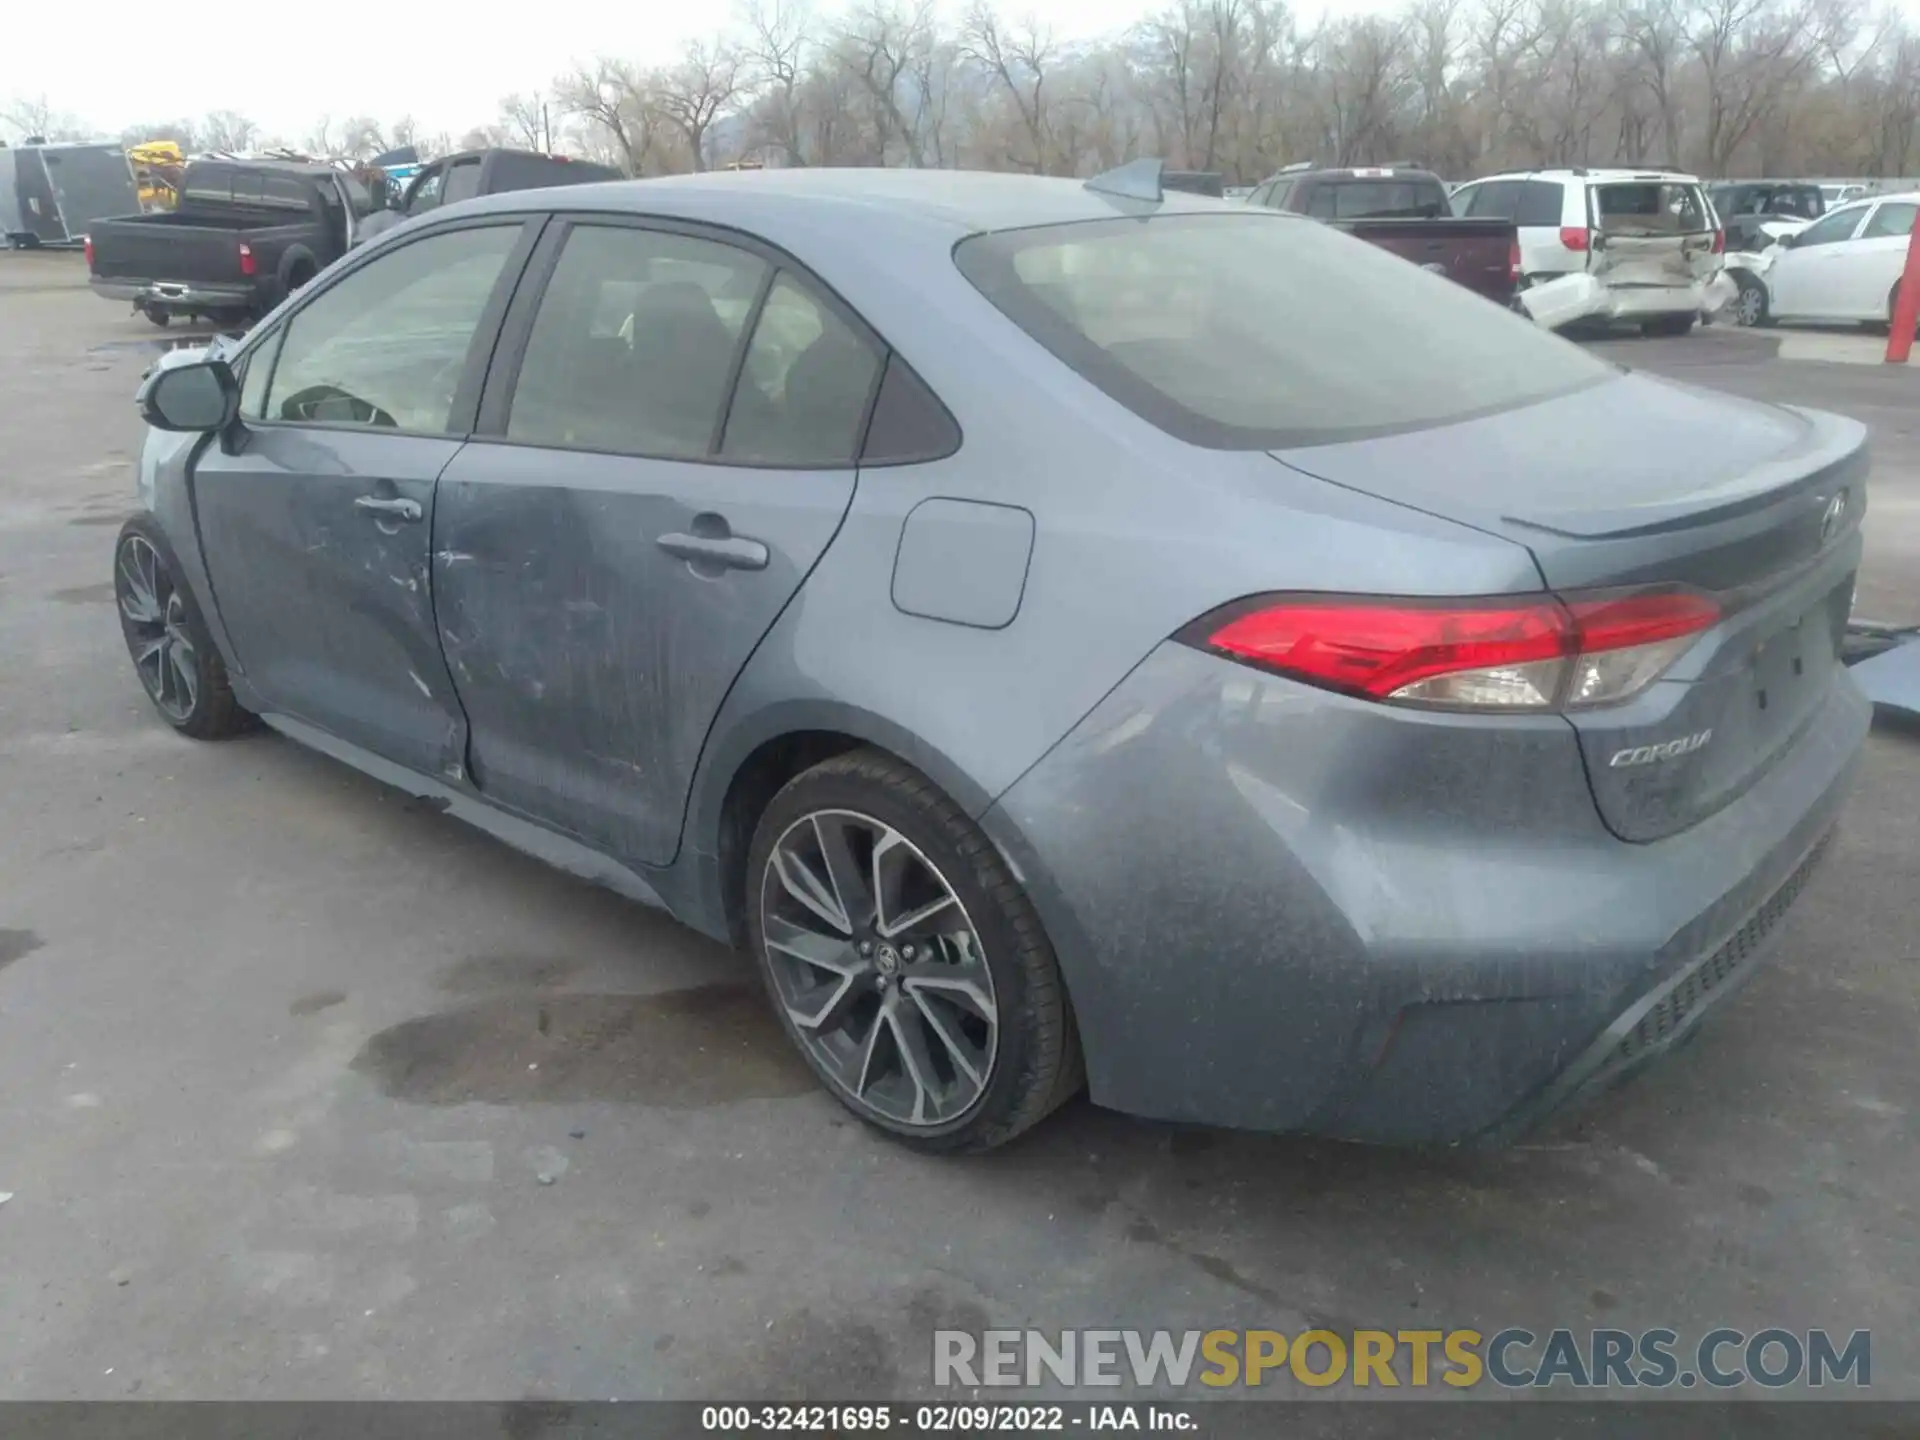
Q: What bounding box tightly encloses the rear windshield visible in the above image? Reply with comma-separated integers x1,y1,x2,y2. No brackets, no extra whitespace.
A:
1592,182,1711,234
954,213,1611,449
1304,179,1447,219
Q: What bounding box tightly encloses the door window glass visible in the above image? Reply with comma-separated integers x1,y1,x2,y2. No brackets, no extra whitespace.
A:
506,225,766,457
1863,202,1919,240
264,224,519,433
1514,181,1563,227
1793,207,1868,247
442,160,483,206
1465,181,1518,219
407,167,446,213
721,274,881,465
238,328,283,419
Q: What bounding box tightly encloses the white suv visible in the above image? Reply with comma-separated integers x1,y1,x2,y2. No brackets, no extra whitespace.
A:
1449,167,1724,332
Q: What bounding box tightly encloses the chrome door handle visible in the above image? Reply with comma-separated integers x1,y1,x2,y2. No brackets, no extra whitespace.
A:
656,532,769,571
354,496,422,523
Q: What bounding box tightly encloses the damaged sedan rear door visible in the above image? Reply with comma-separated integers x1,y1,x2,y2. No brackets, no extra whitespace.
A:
429,217,884,867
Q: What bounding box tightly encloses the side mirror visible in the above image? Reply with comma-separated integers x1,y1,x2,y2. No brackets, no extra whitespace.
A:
1777,232,1797,249
137,358,240,433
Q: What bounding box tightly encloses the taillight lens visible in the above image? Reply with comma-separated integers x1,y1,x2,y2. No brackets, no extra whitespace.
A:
84,235,94,268
1509,239,1521,281
238,241,257,276
1181,589,1720,712
1560,226,1590,252
1711,228,1726,254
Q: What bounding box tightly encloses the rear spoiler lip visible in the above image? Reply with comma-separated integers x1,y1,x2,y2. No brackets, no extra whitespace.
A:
1501,403,1867,542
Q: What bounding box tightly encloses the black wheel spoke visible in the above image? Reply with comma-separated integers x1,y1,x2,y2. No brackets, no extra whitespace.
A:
116,536,197,723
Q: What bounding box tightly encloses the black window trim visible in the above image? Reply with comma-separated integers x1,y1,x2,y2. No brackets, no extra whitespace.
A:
471,210,947,472
232,213,547,443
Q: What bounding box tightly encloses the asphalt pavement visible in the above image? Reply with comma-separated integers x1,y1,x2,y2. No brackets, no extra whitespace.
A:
2,252,1917,1406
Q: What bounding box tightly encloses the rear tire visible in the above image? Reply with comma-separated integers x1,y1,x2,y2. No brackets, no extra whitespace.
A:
1640,313,1696,337
113,516,253,740
142,306,171,328
745,748,1082,1154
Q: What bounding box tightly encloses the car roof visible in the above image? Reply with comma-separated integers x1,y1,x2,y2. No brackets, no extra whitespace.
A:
453,166,1249,241
1469,168,1705,184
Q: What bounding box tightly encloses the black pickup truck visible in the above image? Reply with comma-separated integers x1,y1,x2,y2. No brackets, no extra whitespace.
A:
87,159,368,326
1247,164,1519,305
354,147,621,246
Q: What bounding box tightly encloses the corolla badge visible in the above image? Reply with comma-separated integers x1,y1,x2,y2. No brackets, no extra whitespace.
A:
1610,730,1713,768
1821,489,1849,543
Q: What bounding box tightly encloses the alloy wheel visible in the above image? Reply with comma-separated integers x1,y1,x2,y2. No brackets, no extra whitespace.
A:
116,535,198,722
759,809,999,1128
1737,283,1764,327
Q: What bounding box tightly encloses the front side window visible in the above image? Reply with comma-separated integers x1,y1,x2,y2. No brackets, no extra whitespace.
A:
1794,206,1868,247
407,167,446,213
722,274,881,465
955,212,1611,449
506,224,766,458
264,224,519,433
1863,202,1918,240
237,328,283,420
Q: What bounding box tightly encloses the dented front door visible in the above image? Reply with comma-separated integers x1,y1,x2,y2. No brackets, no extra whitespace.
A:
193,428,471,780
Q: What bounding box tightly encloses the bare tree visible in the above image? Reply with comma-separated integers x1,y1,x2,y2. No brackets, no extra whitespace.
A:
962,5,1061,171
656,39,744,170
500,94,556,152
2,95,89,142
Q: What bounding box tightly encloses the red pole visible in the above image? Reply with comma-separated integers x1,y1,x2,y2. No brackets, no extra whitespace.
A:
1886,208,1920,363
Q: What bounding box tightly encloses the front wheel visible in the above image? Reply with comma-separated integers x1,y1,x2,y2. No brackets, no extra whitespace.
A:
113,516,253,740
746,749,1082,1153
1732,272,1770,327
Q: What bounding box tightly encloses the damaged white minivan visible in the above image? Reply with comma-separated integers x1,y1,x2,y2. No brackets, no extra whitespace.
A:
1450,168,1731,333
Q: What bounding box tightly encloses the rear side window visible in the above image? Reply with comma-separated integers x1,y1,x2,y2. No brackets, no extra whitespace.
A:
955,213,1610,449
506,224,766,458
721,274,882,465
1592,182,1710,234
1864,202,1919,239
1514,181,1563,227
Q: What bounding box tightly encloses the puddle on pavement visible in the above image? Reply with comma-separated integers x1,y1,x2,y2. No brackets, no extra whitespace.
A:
351,982,813,1106
0,930,44,972
49,582,114,604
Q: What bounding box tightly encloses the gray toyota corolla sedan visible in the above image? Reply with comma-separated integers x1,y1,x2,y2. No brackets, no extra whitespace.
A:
117,165,1869,1152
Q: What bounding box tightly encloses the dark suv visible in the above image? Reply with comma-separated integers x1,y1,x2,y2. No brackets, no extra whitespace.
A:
1708,182,1825,252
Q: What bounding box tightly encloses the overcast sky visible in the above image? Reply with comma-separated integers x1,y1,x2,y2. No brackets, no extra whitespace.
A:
2,0,1396,144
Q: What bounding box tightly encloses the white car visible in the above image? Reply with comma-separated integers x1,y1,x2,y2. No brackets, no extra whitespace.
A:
1728,191,1920,328
1821,183,1870,207
1450,167,1722,332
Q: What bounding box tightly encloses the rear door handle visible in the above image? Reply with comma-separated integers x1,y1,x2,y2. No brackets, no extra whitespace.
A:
354,496,423,523
656,532,769,571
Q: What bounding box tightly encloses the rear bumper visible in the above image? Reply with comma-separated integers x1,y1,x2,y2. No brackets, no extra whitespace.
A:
983,643,1870,1143
90,277,256,311
1597,281,1709,319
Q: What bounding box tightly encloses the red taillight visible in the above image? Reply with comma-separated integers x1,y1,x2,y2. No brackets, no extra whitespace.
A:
1509,239,1521,281
1560,226,1590,252
238,241,257,276
1711,228,1725,254
84,235,94,269
1184,590,1720,712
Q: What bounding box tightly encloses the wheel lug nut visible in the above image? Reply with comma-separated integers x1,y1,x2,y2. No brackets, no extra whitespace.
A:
858,941,873,957
901,944,916,961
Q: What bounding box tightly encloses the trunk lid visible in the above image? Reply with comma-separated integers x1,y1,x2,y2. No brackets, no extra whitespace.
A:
1271,372,1867,841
